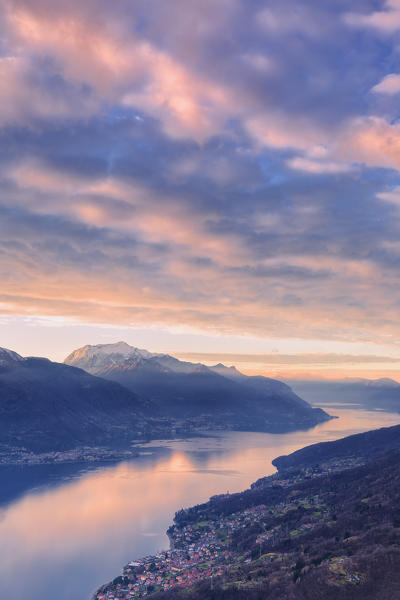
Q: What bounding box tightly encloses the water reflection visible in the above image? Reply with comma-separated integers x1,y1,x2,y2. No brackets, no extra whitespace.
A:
0,406,399,600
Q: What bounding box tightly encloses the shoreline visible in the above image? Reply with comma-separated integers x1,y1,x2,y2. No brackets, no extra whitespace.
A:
90,451,364,600
89,421,400,600
0,413,335,468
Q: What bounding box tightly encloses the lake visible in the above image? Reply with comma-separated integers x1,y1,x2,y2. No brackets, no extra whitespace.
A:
1,404,399,600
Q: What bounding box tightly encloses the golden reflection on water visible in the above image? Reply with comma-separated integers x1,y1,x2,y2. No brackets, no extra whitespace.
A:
0,406,399,600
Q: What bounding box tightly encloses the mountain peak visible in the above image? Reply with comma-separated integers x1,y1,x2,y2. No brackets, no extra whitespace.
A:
90,341,150,356
65,343,244,378
64,341,156,376
0,347,24,365
65,341,153,361
209,363,244,378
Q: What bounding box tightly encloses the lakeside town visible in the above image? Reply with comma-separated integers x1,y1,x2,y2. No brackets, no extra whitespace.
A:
0,444,143,466
94,455,365,600
0,418,223,466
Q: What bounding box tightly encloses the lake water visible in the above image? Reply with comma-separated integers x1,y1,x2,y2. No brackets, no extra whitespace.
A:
1,405,399,600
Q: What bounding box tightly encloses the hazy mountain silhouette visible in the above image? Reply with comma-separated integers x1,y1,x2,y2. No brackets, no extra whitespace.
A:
287,377,400,413
0,348,153,452
65,342,330,432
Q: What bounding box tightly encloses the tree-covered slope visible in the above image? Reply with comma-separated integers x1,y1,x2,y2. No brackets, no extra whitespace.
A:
272,423,400,471
0,349,154,452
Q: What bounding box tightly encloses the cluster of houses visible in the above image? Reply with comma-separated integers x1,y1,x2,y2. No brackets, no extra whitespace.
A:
95,504,278,600
170,504,269,548
95,544,232,600
95,456,359,600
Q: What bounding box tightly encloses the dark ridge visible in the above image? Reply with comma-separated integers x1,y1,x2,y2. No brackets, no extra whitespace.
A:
272,423,400,472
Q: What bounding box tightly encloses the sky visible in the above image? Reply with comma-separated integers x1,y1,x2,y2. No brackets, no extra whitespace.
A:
2,0,400,379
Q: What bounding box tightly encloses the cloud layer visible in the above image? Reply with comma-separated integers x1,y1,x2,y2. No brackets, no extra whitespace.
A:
2,0,400,355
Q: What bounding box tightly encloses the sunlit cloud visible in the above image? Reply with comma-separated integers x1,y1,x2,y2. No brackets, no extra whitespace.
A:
5,0,233,140
2,0,400,373
334,116,400,170
377,187,400,206
371,73,400,95
178,352,400,366
176,351,400,380
0,55,95,125
344,0,400,33
287,157,355,174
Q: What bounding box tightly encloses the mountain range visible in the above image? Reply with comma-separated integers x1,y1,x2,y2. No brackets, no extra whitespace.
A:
0,343,330,459
0,347,153,453
65,342,330,432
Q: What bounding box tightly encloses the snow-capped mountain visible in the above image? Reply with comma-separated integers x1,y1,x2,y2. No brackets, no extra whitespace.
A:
65,342,155,376
65,342,214,377
65,342,330,430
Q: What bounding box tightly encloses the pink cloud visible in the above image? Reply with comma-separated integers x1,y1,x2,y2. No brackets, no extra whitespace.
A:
6,158,395,344
371,73,400,95
7,0,400,173
245,112,322,152
377,187,400,206
8,6,152,99
121,51,232,141
287,157,355,174
5,2,233,140
8,159,248,269
344,0,400,33
337,116,400,170
0,55,94,125
247,113,400,174
0,236,398,347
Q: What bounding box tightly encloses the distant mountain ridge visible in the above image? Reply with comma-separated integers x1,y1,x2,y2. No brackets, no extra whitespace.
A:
65,342,330,432
0,343,332,460
287,377,400,413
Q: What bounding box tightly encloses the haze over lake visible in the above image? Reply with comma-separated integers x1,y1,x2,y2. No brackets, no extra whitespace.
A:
1,404,399,600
